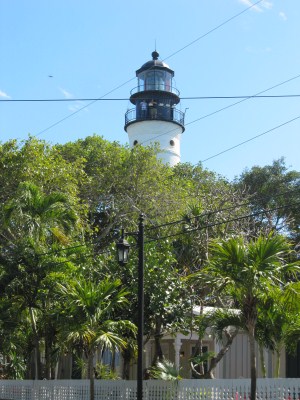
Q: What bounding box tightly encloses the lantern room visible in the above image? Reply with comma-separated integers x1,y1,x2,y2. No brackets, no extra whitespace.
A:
125,51,184,130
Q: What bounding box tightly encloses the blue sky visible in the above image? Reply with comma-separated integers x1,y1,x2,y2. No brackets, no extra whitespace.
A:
1,0,299,180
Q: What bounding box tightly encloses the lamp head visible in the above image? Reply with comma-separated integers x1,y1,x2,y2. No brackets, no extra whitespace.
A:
116,231,130,265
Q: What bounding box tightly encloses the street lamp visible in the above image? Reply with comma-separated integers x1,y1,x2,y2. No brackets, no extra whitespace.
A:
116,229,130,265
116,214,144,400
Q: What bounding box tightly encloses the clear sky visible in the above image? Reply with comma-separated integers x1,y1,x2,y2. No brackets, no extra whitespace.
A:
1,0,299,181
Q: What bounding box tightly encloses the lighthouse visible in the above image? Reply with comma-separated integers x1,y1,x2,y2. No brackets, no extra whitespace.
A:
124,51,185,166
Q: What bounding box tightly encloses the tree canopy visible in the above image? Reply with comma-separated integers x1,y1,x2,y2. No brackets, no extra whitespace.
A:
0,135,299,383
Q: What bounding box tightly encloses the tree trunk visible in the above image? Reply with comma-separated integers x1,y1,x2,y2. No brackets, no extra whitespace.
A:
191,304,205,377
88,352,95,400
248,324,257,400
45,336,51,379
29,307,42,379
206,328,238,378
189,337,204,378
151,316,164,365
45,326,56,379
259,344,266,378
111,349,116,372
122,348,131,380
275,349,281,378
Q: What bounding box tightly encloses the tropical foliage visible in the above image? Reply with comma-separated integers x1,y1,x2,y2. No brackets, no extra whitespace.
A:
0,135,299,389
193,234,300,399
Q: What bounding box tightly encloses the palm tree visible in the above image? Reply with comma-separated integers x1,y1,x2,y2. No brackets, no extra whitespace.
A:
57,277,136,400
197,234,298,400
149,359,182,380
0,181,80,379
3,181,78,244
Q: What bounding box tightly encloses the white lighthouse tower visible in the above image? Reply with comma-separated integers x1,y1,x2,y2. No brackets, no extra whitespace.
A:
124,51,185,166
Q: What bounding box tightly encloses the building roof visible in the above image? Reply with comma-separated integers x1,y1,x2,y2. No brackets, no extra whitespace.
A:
136,51,174,75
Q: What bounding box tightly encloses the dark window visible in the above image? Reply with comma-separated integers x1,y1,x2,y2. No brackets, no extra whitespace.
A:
286,342,300,377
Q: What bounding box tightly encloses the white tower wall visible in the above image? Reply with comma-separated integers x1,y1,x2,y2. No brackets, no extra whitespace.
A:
126,120,183,167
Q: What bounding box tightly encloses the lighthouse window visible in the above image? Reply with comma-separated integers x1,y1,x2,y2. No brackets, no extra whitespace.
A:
155,71,165,90
145,71,165,91
133,140,138,146
170,140,175,146
138,74,145,91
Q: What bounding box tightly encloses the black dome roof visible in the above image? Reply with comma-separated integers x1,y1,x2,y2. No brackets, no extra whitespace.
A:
136,51,174,75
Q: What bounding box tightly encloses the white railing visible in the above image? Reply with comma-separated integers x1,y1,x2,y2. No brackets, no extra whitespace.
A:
0,378,300,400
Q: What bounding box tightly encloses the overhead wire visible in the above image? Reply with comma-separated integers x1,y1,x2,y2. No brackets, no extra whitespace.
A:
145,202,300,244
3,94,300,102
201,115,300,163
34,187,300,258
161,0,264,63
21,0,264,138
2,1,297,231
37,200,300,267
16,71,299,166
143,187,300,233
139,72,300,148
2,0,294,166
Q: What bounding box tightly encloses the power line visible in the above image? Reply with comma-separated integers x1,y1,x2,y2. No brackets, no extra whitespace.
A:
2,94,300,102
201,115,300,163
144,187,300,233
34,187,300,258
140,72,300,147
31,0,262,138
3,0,285,169
46,201,300,266
145,202,300,244
36,72,300,176
162,0,264,63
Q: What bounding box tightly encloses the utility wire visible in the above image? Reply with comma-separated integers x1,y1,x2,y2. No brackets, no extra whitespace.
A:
3,94,300,102
145,202,300,244
140,72,300,147
201,115,300,163
49,72,300,174
41,201,300,267
35,187,300,257
31,0,262,137
3,0,289,168
144,187,300,232
162,0,264,63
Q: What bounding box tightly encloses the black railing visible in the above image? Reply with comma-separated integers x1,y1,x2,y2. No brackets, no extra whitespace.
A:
125,106,185,129
130,84,180,97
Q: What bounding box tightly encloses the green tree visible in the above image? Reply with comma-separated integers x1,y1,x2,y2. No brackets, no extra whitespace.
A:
189,309,242,379
0,182,80,378
57,277,136,400
143,241,189,365
255,298,291,377
0,137,85,207
56,136,188,235
235,158,300,239
195,234,299,400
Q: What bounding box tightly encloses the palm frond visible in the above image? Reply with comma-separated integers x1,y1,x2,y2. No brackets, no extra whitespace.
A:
149,359,182,381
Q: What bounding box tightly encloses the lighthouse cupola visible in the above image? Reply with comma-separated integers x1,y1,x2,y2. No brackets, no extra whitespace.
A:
125,51,185,166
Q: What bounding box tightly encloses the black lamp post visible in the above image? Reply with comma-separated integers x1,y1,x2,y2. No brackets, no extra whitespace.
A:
116,214,144,400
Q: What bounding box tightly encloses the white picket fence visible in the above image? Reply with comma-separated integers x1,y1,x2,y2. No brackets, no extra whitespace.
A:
0,378,300,400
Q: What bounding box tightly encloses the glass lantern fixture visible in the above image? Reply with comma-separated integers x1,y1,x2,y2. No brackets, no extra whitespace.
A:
116,231,130,265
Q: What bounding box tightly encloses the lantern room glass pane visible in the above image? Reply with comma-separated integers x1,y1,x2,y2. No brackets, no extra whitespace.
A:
138,73,145,91
137,70,174,93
